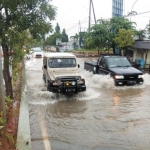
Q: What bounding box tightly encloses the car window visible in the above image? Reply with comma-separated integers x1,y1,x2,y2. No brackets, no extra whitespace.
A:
107,57,132,68
48,58,76,68
99,57,106,67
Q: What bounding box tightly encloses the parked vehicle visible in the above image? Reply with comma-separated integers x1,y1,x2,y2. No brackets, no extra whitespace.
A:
31,47,43,58
84,54,144,86
42,52,86,95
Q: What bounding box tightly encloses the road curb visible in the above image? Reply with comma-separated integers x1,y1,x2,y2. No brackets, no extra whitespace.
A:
16,61,32,150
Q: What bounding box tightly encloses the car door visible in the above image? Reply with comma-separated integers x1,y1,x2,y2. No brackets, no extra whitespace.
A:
98,57,109,75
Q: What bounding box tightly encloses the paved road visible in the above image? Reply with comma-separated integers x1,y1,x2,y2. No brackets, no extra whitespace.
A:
25,56,150,150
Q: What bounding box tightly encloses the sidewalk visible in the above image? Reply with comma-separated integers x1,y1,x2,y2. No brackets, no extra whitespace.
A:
16,62,32,150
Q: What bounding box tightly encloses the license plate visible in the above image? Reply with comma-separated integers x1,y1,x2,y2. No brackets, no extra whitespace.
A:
128,81,135,84
66,88,75,92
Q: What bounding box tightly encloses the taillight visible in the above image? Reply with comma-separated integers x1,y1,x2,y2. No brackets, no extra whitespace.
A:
81,78,85,82
51,80,55,83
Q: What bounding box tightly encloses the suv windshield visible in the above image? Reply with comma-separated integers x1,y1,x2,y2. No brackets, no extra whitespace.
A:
48,58,76,68
107,57,132,68
33,48,42,52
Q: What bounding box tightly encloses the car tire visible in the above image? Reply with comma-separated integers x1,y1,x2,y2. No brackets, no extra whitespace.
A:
43,74,46,83
115,81,118,86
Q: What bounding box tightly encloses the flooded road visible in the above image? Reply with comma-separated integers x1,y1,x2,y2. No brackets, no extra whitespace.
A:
25,57,150,150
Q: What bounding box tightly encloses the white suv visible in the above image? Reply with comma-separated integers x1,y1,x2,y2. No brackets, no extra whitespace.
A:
31,47,43,58
42,52,86,95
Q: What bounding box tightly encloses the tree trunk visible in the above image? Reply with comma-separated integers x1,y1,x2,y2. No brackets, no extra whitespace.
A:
2,44,13,99
97,47,100,56
112,42,116,54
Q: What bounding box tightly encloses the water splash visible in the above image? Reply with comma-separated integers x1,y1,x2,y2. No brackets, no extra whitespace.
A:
81,70,150,89
143,73,150,85
28,88,100,105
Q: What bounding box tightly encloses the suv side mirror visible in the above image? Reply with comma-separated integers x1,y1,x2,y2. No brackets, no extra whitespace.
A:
78,64,80,68
44,65,47,69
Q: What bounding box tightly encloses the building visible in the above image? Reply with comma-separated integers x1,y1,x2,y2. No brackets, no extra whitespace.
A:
112,0,124,17
124,40,150,70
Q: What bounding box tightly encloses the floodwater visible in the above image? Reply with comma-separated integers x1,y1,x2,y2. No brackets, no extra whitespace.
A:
25,56,150,150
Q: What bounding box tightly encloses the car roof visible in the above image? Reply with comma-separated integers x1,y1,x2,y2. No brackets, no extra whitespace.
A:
43,52,76,58
104,55,126,58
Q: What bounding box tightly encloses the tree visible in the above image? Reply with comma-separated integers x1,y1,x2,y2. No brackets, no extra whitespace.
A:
114,29,134,52
0,0,56,99
70,33,79,41
109,16,136,53
61,29,68,42
55,23,61,34
86,22,109,54
45,33,58,46
135,29,146,40
126,11,137,18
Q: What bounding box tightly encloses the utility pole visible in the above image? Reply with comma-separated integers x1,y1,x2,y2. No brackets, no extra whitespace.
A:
79,20,81,48
88,0,96,32
88,0,92,32
0,48,6,118
91,0,96,24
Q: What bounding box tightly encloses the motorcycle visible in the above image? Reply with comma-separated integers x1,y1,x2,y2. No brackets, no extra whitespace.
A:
25,53,30,59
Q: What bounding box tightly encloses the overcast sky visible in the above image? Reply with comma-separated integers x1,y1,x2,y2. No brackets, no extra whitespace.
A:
51,0,150,38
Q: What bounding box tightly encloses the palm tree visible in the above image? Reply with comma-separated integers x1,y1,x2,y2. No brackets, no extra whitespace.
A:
70,33,78,41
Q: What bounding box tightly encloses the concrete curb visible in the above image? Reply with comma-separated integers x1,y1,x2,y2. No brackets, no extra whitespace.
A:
16,61,32,150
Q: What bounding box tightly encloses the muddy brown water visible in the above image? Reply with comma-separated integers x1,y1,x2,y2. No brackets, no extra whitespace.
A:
25,57,150,150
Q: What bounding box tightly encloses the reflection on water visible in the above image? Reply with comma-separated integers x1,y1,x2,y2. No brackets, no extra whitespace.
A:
113,94,120,106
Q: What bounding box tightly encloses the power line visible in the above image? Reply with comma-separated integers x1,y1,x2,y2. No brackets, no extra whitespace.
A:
66,17,88,31
137,10,150,15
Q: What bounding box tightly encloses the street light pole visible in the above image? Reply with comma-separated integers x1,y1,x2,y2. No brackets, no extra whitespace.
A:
130,0,139,21
0,47,6,119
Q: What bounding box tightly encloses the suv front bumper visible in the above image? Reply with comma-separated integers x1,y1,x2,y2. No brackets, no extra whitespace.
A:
115,78,144,86
50,84,86,95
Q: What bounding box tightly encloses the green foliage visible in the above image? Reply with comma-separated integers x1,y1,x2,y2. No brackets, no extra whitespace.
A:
6,134,15,146
70,33,79,41
55,23,61,34
85,19,109,50
110,16,136,34
114,29,134,49
5,97,13,105
0,0,56,98
84,16,137,52
12,67,19,81
135,29,146,40
0,0,56,42
5,97,13,111
0,112,6,126
45,23,69,46
62,29,68,42
45,33,58,46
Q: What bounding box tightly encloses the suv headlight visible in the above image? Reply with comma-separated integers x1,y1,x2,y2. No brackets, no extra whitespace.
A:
115,75,124,79
76,76,81,81
72,81,76,85
55,78,61,83
138,75,144,78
